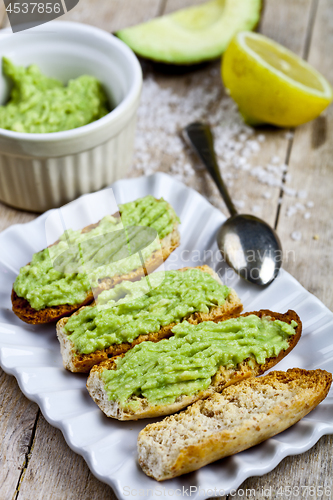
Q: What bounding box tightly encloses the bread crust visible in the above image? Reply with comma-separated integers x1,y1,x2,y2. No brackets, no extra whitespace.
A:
12,206,180,324
58,265,243,373
138,368,332,481
87,309,302,420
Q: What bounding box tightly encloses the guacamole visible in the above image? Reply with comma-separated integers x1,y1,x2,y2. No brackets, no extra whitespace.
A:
101,315,298,410
13,196,179,310
0,57,109,133
64,268,230,353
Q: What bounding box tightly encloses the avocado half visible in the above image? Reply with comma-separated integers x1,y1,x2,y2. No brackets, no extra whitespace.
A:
116,0,262,65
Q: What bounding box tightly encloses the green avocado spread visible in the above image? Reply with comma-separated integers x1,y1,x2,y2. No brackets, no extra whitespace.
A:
0,57,109,133
101,315,298,410
13,196,179,310
64,268,230,354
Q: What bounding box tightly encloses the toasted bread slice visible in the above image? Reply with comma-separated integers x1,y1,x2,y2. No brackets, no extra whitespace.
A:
12,205,180,324
57,265,243,373
87,309,302,420
138,368,332,481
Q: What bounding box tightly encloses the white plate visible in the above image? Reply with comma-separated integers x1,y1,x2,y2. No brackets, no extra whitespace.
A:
0,173,332,498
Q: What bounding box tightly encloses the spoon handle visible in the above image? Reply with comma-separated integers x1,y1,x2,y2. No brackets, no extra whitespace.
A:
183,122,238,217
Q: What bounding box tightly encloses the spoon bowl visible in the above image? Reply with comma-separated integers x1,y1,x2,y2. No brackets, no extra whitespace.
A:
218,214,282,285
183,121,282,286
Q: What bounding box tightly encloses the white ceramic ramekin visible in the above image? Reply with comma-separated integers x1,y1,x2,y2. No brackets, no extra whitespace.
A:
0,21,142,212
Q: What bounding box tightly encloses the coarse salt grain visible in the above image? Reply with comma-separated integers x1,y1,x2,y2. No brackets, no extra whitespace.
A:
291,231,302,241
286,203,310,218
285,131,294,140
267,164,280,174
287,206,298,217
247,140,261,153
283,187,297,197
298,190,308,199
263,192,272,199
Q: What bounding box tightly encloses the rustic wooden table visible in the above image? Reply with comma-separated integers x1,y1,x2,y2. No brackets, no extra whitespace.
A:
0,1,332,499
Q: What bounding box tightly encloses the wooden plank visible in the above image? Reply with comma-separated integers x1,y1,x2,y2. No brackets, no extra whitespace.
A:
232,0,333,497
0,370,39,500
276,0,333,310
0,203,37,233
259,0,312,56
230,435,333,499
131,0,313,230
163,0,206,13
61,0,164,32
0,1,6,28
17,414,117,500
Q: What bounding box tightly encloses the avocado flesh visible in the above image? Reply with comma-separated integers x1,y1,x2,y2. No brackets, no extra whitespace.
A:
116,0,262,65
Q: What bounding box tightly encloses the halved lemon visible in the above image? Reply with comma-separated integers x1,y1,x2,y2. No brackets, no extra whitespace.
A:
222,31,333,127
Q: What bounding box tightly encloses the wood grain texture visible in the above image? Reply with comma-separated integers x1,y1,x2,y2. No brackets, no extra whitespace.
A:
221,0,313,226
276,0,333,310
0,2,6,28
230,435,333,499
16,414,117,500
60,0,163,32
163,0,206,13
0,370,38,500
0,203,37,233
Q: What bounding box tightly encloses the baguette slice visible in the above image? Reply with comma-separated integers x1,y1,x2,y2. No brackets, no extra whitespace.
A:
12,207,180,324
87,309,302,420
58,265,243,373
138,368,332,481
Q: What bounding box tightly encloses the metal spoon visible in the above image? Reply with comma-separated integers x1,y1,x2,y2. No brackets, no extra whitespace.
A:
183,122,282,286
